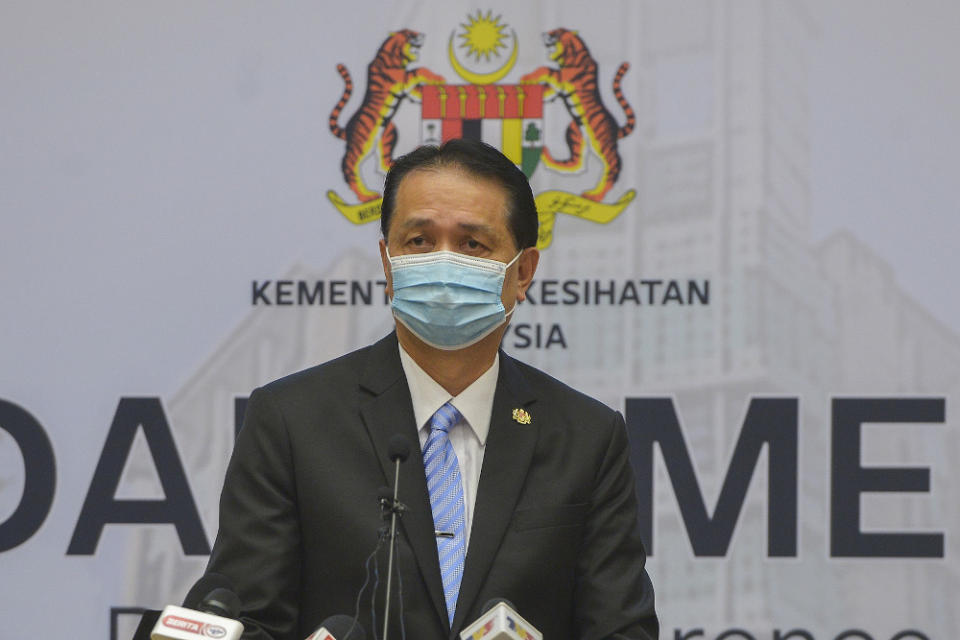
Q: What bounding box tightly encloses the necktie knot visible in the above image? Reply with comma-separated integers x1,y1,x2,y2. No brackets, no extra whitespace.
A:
430,402,461,434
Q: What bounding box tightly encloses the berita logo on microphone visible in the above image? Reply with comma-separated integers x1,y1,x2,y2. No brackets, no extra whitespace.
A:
162,615,204,634
160,614,228,638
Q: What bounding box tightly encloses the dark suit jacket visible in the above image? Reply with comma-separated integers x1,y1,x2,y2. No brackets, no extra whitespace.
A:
204,333,658,640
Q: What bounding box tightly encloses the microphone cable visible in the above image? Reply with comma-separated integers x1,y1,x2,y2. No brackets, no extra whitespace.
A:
349,530,385,640
370,525,408,640
369,532,381,640
393,529,406,640
372,498,408,640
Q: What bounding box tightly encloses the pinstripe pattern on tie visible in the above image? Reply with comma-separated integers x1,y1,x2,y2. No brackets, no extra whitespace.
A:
423,402,466,627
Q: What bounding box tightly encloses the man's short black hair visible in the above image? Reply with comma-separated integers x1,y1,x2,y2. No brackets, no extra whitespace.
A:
380,139,539,250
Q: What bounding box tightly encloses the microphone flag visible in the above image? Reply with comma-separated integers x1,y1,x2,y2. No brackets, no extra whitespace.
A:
149,604,244,640
458,602,542,640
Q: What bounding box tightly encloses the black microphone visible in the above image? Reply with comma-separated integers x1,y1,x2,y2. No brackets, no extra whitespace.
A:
459,598,542,640
382,433,412,640
183,572,237,609
305,614,367,640
149,573,244,640
388,434,411,462
482,598,512,614
198,587,241,618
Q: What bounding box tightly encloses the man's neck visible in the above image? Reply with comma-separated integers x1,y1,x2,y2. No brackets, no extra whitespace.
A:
396,324,501,396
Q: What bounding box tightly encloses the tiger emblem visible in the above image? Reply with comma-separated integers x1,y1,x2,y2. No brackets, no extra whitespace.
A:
329,30,445,202
521,28,635,202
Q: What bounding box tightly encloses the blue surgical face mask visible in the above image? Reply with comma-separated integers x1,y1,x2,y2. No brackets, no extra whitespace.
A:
387,249,523,350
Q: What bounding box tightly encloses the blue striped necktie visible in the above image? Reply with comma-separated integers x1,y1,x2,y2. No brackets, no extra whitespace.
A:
423,402,466,627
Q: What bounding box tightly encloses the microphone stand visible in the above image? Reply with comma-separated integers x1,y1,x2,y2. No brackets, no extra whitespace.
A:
382,435,411,640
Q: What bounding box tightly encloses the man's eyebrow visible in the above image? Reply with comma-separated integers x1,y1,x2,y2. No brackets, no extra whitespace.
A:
397,216,433,230
396,217,498,235
457,221,497,235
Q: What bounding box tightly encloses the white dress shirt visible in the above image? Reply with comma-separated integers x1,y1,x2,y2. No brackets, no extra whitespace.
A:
397,344,499,552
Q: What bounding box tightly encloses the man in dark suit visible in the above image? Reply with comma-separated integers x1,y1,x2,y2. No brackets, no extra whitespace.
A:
203,140,658,640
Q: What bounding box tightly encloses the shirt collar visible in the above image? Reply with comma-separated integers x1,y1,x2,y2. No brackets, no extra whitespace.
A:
398,343,498,446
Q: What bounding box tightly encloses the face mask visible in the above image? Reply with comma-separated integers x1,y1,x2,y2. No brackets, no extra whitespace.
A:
387,249,522,350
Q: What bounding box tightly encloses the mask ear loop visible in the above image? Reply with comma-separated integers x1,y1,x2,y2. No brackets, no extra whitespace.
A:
505,249,524,269
502,248,528,318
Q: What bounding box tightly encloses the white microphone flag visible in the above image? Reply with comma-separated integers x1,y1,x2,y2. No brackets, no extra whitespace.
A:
150,604,244,640
458,602,542,640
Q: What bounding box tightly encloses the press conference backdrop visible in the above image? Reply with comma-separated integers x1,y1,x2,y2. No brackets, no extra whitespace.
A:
2,1,958,638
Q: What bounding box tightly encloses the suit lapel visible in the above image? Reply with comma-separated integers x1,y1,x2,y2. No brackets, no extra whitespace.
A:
358,333,449,627
451,353,538,633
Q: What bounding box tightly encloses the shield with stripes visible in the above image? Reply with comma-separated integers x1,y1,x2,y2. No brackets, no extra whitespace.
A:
420,84,544,178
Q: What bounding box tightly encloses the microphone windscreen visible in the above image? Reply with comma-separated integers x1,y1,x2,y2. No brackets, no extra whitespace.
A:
183,572,236,609
200,586,241,619
318,614,366,640
481,598,516,614
388,434,411,462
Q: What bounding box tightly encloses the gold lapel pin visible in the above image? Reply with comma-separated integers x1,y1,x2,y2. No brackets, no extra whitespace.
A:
512,408,531,424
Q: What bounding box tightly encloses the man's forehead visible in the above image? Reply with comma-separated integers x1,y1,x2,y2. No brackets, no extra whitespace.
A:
397,166,509,203
391,168,512,231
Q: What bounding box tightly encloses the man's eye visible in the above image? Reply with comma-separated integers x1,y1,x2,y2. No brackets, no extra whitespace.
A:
409,237,426,246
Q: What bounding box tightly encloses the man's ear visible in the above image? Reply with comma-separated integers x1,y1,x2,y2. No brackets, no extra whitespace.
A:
515,247,540,303
379,238,393,299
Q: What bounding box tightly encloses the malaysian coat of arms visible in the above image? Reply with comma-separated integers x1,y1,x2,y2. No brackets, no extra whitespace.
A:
326,12,636,249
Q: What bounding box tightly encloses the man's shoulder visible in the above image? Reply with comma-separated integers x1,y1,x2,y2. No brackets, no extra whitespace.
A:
256,333,397,401
502,351,618,420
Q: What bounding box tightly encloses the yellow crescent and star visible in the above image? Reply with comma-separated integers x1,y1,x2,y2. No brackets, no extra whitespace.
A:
326,10,636,249
448,10,518,85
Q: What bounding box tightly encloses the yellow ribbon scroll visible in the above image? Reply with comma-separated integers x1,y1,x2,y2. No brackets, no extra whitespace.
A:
534,189,636,249
327,190,383,224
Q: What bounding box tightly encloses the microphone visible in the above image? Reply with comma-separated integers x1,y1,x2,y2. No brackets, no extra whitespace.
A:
305,614,367,640
150,574,244,640
382,433,412,640
388,434,411,462
182,573,236,609
196,587,240,618
459,599,542,640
